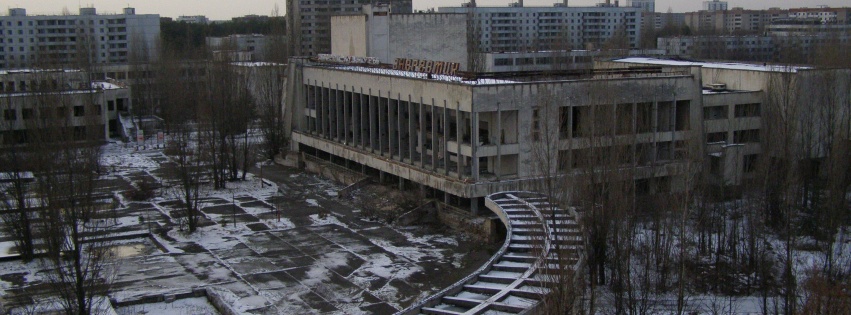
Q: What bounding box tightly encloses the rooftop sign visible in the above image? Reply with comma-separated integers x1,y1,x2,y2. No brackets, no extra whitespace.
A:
394,58,461,76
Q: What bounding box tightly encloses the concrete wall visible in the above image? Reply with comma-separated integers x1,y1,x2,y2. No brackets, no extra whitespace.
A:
331,15,368,57
472,75,704,177
388,14,468,69
302,66,474,111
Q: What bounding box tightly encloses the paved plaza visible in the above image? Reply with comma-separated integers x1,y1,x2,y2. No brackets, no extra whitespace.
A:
0,144,494,314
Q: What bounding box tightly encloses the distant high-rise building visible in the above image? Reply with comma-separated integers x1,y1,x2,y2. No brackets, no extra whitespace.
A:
438,5,644,51
627,0,655,13
286,0,413,57
176,15,209,24
0,7,160,69
703,0,728,12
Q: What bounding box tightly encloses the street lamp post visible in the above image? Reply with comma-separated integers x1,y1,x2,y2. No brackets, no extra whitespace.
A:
232,191,236,228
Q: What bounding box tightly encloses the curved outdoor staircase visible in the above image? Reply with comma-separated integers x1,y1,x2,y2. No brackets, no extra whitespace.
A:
397,191,584,315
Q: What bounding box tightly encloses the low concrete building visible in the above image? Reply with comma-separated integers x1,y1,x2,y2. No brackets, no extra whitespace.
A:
600,57,851,186
207,34,274,61
0,69,131,143
285,58,703,212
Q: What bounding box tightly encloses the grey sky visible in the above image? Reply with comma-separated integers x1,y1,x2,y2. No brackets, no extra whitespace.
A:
8,0,849,20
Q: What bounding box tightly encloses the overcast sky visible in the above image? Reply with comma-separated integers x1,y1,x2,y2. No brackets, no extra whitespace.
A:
8,0,849,20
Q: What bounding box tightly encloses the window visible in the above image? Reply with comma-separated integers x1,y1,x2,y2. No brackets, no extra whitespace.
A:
733,129,760,143
532,108,541,141
21,108,33,120
734,103,760,117
675,100,690,131
494,58,514,66
4,109,16,121
706,132,727,143
743,154,758,173
703,105,727,120
73,106,85,117
635,102,653,133
516,57,534,65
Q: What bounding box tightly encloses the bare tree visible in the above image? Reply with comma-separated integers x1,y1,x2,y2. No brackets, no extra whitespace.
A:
27,77,115,315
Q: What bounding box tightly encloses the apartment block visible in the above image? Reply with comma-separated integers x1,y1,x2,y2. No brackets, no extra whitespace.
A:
286,0,413,57
438,4,644,51
0,7,160,69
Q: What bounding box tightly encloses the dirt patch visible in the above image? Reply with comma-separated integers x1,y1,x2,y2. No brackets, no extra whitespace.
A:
348,184,424,224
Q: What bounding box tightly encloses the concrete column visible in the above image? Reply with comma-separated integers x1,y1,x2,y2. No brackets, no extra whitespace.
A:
431,99,438,171
313,83,319,135
369,90,376,153
397,94,404,161
456,103,463,179
379,171,385,184
378,91,385,156
443,100,449,176
316,84,322,136
337,88,344,141
419,99,426,168
306,84,314,134
331,85,338,141
472,112,479,181
471,197,480,216
343,87,350,144
323,85,330,138
444,193,450,204
398,177,405,190
353,89,361,147
408,96,415,164
496,104,501,180
388,98,397,158
358,88,369,151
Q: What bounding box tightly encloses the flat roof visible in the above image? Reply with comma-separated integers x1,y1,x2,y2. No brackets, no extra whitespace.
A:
308,63,689,85
326,65,518,85
613,57,811,73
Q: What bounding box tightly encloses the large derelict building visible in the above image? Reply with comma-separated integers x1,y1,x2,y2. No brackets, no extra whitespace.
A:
286,59,703,212
0,7,160,69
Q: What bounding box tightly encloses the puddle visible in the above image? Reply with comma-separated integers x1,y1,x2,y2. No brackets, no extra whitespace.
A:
108,240,160,259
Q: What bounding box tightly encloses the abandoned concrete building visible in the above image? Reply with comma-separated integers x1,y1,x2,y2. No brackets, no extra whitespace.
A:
284,55,851,212
600,57,851,187
0,69,132,144
285,59,706,212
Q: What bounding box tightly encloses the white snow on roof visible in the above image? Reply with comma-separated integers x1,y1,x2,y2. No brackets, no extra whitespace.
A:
92,81,123,90
614,57,811,73
0,69,80,75
331,65,518,85
231,62,286,67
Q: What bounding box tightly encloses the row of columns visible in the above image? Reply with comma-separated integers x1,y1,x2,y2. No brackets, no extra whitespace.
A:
304,82,482,180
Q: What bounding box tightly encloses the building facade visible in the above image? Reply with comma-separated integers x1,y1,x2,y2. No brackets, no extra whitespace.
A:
176,15,209,24
285,59,703,212
703,0,728,12
438,4,644,51
601,57,851,186
207,34,270,61
0,7,160,69
286,0,413,57
627,0,656,13
0,69,131,143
